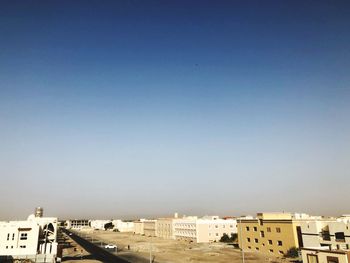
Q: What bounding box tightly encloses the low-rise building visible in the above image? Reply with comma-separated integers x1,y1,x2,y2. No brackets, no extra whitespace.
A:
112,220,134,232
144,220,157,237
237,212,313,257
0,207,58,262
134,219,146,235
89,220,112,230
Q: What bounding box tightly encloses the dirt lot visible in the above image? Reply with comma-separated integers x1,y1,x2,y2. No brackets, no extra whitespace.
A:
80,230,287,263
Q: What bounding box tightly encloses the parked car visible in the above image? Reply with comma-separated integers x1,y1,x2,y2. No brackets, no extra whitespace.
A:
104,244,117,251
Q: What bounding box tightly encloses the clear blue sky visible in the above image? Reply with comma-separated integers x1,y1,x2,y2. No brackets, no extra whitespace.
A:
0,0,349,219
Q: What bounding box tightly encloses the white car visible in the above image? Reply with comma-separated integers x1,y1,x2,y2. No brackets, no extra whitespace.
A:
104,244,117,250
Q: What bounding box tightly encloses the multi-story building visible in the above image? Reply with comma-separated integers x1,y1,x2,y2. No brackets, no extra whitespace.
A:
174,216,237,243
0,207,58,262
300,215,350,263
65,219,90,230
143,220,157,237
134,219,146,235
156,218,176,239
237,212,311,257
301,215,350,250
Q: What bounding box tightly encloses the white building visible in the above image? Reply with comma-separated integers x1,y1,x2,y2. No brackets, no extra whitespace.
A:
65,219,89,230
300,215,350,263
134,219,146,235
301,216,350,250
174,216,237,243
112,220,134,232
0,208,58,262
89,220,113,230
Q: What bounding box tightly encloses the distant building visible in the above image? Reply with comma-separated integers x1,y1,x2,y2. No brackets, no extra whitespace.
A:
65,219,89,230
174,216,237,243
112,220,134,232
156,218,176,239
237,212,314,257
0,207,58,262
143,220,157,237
134,219,146,235
89,220,112,230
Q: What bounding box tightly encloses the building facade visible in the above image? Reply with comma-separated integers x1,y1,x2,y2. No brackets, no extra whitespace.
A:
237,213,307,257
301,216,350,250
0,208,58,262
174,216,237,243
156,218,175,239
143,220,157,237
134,220,145,235
112,220,134,232
302,248,350,263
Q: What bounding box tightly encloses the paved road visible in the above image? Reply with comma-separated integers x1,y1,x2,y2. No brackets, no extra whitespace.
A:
61,228,130,263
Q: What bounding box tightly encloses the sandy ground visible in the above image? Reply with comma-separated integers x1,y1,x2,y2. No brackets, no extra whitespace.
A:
77,230,289,263
61,233,102,263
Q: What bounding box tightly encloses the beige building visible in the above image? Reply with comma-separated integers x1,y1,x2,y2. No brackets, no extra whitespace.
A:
302,248,350,263
143,220,157,237
156,218,176,239
134,220,145,235
301,216,350,250
174,216,237,243
237,212,309,257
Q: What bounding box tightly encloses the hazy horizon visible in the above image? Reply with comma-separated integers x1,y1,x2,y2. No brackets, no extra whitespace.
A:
1,1,349,220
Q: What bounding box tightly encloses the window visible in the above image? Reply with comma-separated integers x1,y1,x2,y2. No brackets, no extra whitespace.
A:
254,238,258,243
276,227,281,233
6,246,8,249
268,240,273,245
248,246,251,249
247,237,251,242
335,232,345,242
246,226,250,231
20,245,26,248
230,225,233,228
267,227,271,232
20,233,28,240
260,231,265,238
327,256,339,263
321,230,331,241
255,247,259,251
279,251,283,255
277,240,283,246
216,233,219,236
307,254,318,263
215,225,218,228
269,249,274,253
12,233,15,240
253,227,257,231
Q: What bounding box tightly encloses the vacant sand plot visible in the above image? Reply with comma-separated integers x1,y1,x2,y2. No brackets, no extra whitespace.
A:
80,230,287,263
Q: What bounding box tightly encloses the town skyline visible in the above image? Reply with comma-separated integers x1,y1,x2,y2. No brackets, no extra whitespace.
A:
1,0,350,219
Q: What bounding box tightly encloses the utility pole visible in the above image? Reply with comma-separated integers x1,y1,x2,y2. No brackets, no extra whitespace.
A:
149,239,152,263
239,217,245,263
